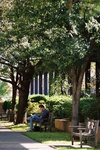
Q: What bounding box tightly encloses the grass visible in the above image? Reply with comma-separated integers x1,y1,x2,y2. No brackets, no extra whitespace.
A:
57,147,98,150
23,131,70,144
10,124,29,131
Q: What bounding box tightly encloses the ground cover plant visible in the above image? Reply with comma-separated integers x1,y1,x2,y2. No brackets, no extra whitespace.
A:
56,147,99,150
23,131,70,144
10,124,29,131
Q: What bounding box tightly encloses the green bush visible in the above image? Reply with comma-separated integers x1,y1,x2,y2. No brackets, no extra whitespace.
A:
27,101,43,116
47,95,72,119
28,94,48,103
27,94,49,116
49,95,100,121
80,97,100,121
27,94,100,122
27,94,72,119
2,99,12,111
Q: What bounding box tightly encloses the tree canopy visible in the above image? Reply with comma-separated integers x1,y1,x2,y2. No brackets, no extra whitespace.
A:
0,0,100,124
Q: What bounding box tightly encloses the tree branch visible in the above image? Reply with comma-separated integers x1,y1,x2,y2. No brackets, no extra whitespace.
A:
0,77,12,84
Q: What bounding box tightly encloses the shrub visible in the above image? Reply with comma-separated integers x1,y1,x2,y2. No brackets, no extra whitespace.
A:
28,94,48,103
27,94,49,116
27,94,100,122
27,102,40,116
2,99,12,111
27,94,72,119
80,97,100,121
47,95,72,119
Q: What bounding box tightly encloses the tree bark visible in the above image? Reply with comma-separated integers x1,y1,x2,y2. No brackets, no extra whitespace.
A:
9,69,18,122
85,62,90,93
10,83,17,122
16,59,42,124
71,74,83,126
96,61,100,97
71,56,90,126
16,76,30,124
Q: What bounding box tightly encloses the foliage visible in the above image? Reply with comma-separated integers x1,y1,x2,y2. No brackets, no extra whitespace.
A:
27,102,38,115
3,94,99,122
80,97,100,121
27,94,72,119
0,81,10,96
2,99,12,111
27,94,100,121
47,95,72,119
27,94,49,115
28,94,48,103
0,0,99,124
1,0,99,74
50,95,100,121
49,73,70,96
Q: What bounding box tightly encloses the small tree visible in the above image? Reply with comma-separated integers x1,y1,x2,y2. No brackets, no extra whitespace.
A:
0,81,10,97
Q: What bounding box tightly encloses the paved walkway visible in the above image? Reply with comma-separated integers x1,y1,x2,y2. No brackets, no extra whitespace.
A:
0,125,55,150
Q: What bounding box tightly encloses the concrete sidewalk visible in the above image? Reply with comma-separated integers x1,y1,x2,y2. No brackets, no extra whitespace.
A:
0,125,55,150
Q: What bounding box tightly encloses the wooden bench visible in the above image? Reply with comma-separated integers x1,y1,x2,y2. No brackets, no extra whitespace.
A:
40,112,53,131
70,119,99,148
27,112,54,131
0,109,10,121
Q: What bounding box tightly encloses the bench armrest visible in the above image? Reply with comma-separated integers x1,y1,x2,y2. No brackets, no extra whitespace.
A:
78,127,86,130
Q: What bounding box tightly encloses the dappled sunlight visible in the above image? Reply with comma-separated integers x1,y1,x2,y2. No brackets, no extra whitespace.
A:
23,131,71,144
21,143,54,150
0,121,13,126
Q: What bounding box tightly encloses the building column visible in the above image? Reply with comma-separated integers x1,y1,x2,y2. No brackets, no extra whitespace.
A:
35,75,38,94
39,73,42,94
44,73,48,95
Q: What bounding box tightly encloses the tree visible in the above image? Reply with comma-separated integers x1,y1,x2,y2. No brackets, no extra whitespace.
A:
0,1,17,121
29,0,99,125
0,0,99,125
0,81,10,97
0,0,53,123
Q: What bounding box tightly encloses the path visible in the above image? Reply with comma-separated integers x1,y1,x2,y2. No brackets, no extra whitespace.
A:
0,125,55,150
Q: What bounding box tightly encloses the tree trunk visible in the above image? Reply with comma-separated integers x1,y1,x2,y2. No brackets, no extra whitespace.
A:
72,79,82,126
16,67,33,124
96,61,100,97
16,80,30,124
71,56,90,126
10,83,17,122
15,60,41,124
85,62,90,93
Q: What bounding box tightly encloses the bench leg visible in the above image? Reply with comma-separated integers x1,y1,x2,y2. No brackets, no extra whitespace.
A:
80,135,83,148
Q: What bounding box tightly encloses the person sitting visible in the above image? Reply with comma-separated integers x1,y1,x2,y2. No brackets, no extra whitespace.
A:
27,104,49,132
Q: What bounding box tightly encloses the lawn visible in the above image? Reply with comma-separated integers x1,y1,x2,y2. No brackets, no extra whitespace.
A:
57,148,100,150
23,131,70,144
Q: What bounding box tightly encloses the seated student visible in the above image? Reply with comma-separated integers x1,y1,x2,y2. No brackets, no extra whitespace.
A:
27,104,49,132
